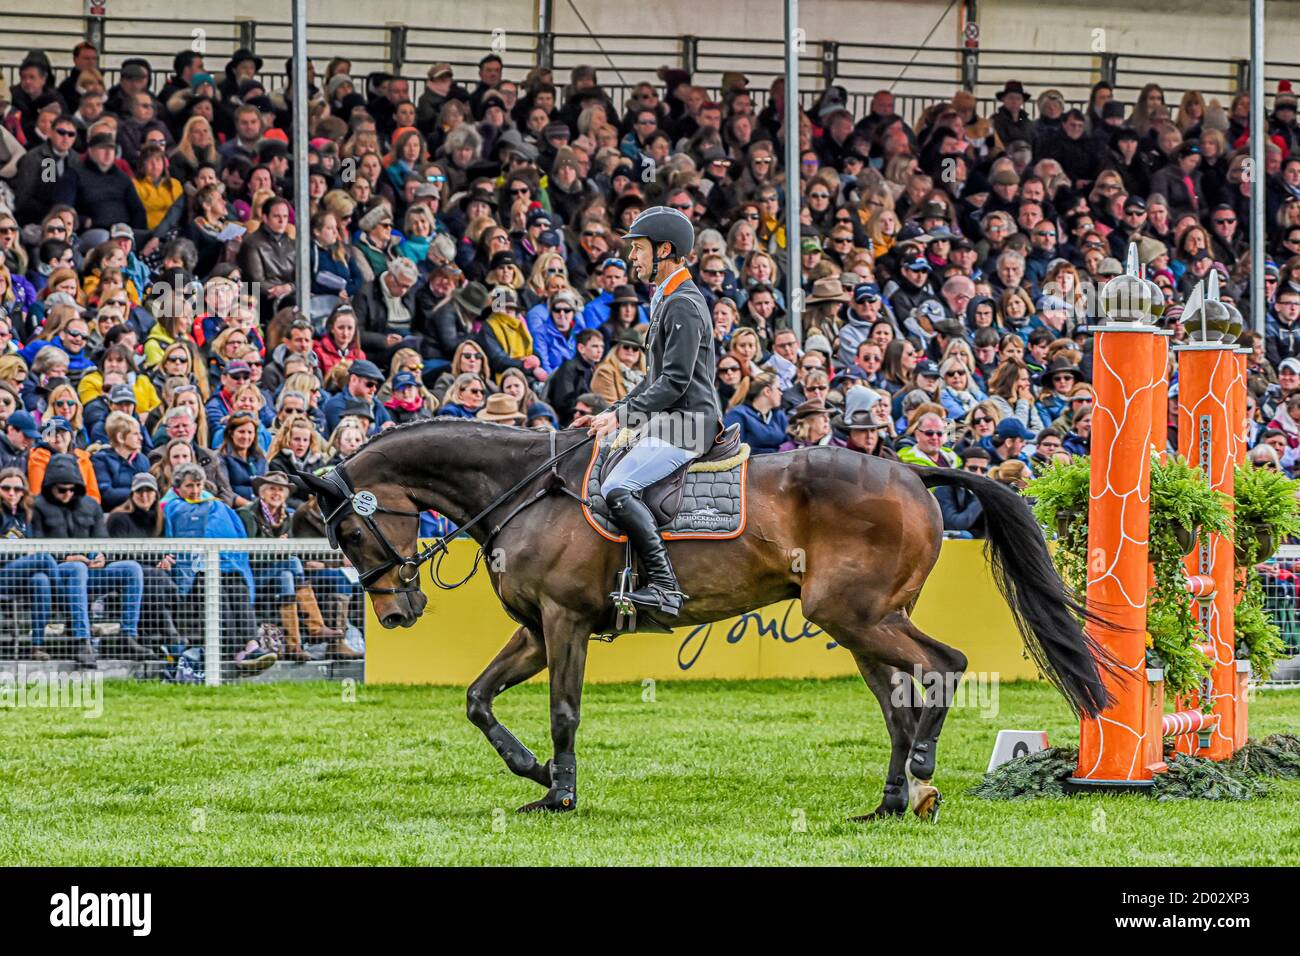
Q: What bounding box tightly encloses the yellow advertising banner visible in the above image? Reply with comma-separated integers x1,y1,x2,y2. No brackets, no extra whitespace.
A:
366,539,1043,685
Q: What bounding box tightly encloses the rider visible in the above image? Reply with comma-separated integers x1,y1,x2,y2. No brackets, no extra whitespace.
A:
575,206,722,617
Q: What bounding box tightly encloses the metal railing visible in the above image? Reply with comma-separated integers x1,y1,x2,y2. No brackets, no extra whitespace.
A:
1256,544,1300,688
0,538,363,686
4,12,1297,128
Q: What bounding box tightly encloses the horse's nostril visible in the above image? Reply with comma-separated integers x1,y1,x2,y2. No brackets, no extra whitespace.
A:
381,612,404,628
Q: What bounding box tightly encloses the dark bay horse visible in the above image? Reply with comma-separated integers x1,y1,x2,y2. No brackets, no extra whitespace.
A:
291,420,1110,820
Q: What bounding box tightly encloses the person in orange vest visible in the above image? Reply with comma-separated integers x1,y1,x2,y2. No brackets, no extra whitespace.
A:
27,417,100,504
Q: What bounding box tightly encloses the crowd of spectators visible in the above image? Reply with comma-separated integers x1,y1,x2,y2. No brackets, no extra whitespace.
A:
0,36,1298,663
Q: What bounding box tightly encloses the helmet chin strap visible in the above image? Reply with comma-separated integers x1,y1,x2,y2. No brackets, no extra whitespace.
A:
649,241,677,285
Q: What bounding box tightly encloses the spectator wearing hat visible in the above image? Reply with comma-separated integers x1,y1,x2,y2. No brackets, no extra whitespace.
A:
351,203,398,284
889,254,935,323
837,283,884,368
215,46,260,97
590,329,645,406
54,131,148,238
416,63,467,134
28,415,99,504
724,370,788,456
353,255,421,363
323,359,391,433
91,410,150,510
476,392,527,426
106,470,164,537
580,256,630,331
1035,357,1084,424
992,81,1035,153
512,206,555,273
205,358,254,434
984,165,1022,218
546,328,604,425
596,284,648,352
1107,193,1150,258
891,358,944,427
1107,126,1151,199
835,388,895,459
779,400,836,451
1033,89,1067,147
989,416,1036,470
238,470,352,661
936,445,991,538
384,370,434,425
0,411,40,471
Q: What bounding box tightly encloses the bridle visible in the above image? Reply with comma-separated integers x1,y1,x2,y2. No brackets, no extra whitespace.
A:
319,431,595,595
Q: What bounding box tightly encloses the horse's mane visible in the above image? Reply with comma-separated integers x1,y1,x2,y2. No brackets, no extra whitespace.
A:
343,418,580,468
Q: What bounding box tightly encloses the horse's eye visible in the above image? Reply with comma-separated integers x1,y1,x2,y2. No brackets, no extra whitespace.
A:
347,528,364,546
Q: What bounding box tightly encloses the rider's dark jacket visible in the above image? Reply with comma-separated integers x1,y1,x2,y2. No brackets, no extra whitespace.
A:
611,269,722,454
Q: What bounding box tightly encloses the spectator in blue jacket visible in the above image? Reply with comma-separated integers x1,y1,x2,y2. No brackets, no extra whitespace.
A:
321,359,392,433
91,411,150,510
528,289,581,374
204,358,254,435
935,447,990,538
724,371,789,455
581,256,629,330
164,462,270,669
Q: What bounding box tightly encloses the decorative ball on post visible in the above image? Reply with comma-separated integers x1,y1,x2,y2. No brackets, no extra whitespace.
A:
1184,272,1243,345
1096,245,1163,326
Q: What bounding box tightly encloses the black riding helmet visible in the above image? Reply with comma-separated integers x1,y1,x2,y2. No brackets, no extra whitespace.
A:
622,206,695,275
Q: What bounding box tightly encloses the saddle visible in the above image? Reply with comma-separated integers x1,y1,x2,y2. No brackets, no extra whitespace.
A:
583,424,750,539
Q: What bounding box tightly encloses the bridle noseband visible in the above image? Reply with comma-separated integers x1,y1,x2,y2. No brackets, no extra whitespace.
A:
320,465,444,594
319,431,594,597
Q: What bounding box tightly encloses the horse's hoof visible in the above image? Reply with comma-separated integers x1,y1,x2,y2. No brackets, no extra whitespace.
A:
911,785,942,822
516,788,577,813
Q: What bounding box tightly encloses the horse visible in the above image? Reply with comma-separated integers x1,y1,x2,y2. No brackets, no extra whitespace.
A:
289,419,1111,820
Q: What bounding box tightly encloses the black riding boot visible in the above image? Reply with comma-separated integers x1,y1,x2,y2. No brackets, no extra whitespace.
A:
606,487,685,617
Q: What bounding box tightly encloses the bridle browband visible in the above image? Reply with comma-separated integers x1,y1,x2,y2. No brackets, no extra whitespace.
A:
320,430,595,596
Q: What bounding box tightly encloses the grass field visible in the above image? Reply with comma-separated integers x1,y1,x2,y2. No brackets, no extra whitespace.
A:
1,678,1298,866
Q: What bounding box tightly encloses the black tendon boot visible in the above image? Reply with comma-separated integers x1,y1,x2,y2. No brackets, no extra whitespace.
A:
605,486,686,616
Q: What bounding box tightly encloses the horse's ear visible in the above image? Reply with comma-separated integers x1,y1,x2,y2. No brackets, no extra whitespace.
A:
293,468,336,502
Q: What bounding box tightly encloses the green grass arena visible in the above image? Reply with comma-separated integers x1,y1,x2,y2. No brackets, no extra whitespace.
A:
2,679,1297,866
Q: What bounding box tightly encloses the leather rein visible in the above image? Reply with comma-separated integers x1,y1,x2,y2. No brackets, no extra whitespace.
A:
321,430,594,595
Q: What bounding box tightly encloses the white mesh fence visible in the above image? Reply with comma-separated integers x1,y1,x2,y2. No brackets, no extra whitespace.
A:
1254,544,1300,688
0,539,364,685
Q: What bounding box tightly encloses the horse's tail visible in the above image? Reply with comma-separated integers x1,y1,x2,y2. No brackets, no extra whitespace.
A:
911,466,1114,718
